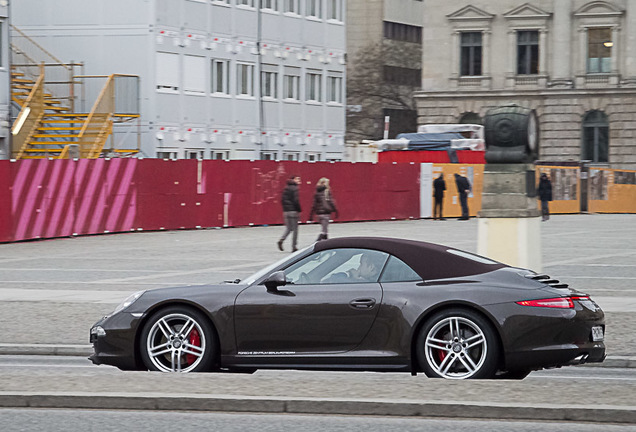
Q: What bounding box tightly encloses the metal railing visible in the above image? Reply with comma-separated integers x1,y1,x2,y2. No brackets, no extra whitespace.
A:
10,25,83,111
76,74,140,158
11,64,45,157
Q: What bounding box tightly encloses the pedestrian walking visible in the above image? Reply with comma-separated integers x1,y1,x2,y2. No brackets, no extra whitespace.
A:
537,172,553,221
309,177,338,241
433,173,446,220
277,175,301,252
454,173,471,220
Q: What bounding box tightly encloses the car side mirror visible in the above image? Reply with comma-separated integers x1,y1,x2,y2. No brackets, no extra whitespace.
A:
264,271,287,292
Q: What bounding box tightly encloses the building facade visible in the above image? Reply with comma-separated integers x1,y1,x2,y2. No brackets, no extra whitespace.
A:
417,0,636,170
12,0,346,161
0,2,9,159
346,0,424,141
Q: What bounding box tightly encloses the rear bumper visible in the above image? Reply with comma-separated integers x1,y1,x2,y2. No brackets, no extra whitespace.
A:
505,342,606,371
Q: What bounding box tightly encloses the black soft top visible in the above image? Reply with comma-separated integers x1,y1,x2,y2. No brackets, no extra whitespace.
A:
313,237,506,281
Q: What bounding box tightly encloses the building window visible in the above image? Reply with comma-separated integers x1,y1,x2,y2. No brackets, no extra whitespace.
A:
587,28,612,73
284,0,299,14
383,65,421,86
186,150,204,159
383,21,422,44
260,151,277,160
582,110,609,163
517,31,539,75
306,71,322,102
212,151,229,160
459,112,482,125
283,151,299,161
460,32,482,76
326,74,343,103
156,52,179,91
237,63,255,96
157,151,178,160
261,69,278,98
211,59,230,94
306,0,322,18
262,0,278,11
327,0,342,21
237,0,255,7
184,55,206,93
283,67,300,100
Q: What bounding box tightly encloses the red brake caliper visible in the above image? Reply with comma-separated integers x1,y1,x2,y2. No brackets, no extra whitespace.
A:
186,329,201,365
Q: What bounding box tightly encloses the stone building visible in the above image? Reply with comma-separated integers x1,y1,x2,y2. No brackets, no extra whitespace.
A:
416,0,636,170
346,0,424,140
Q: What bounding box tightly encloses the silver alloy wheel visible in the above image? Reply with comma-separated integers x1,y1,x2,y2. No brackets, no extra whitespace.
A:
145,313,206,372
424,316,487,379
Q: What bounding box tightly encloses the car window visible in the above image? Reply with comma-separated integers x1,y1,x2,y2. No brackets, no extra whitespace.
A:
380,256,421,283
285,248,389,285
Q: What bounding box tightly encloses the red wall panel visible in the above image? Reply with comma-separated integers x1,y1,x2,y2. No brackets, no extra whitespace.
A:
378,150,485,164
2,159,421,242
0,161,11,242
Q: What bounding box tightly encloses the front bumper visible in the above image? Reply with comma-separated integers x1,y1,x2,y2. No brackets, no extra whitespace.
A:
89,312,144,371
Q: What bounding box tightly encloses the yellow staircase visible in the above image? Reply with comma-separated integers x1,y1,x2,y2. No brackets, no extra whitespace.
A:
11,67,139,159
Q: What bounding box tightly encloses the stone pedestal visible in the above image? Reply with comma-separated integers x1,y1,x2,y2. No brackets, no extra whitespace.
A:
477,164,542,271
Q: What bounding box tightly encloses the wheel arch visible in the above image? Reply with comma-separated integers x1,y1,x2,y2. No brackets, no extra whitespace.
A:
133,300,222,370
409,301,505,373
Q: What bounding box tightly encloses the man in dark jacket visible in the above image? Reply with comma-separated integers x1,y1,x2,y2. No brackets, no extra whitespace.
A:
433,173,446,220
278,175,301,252
454,173,471,220
537,173,553,221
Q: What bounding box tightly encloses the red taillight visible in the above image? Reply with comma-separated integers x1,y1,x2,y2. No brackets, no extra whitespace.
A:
516,297,574,308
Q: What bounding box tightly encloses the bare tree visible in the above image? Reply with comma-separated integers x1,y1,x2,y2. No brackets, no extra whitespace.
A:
346,41,422,141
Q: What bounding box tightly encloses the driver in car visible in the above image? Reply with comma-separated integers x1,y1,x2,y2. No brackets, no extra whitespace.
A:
325,253,383,283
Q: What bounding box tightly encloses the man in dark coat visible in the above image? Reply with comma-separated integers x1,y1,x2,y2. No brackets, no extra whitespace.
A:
278,175,301,252
537,173,553,221
454,173,471,220
433,173,446,220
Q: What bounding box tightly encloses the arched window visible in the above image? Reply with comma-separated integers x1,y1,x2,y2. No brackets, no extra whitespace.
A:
459,112,482,125
582,110,609,163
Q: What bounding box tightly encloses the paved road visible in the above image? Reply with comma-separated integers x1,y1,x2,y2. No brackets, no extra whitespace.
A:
0,214,635,423
0,214,634,352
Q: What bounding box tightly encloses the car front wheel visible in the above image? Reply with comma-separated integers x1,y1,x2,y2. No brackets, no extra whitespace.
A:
416,309,499,379
140,306,217,373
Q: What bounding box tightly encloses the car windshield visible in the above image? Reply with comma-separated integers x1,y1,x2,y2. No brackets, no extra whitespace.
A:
241,245,314,286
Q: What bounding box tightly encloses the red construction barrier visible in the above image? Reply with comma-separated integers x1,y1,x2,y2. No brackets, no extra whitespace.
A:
378,150,485,164
2,159,421,242
0,161,11,242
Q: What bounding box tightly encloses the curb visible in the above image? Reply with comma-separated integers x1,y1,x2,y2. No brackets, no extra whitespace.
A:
1,344,635,368
0,392,635,424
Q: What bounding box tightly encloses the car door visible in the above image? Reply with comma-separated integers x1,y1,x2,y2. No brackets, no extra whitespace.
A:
233,248,387,355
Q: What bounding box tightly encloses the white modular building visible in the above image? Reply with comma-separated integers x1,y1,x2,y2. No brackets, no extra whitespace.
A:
12,0,347,161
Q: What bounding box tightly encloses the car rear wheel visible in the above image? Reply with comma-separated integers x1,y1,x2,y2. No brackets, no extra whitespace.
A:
140,306,217,373
416,309,499,379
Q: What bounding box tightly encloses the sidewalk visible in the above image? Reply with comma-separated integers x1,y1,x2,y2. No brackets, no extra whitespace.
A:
1,367,635,424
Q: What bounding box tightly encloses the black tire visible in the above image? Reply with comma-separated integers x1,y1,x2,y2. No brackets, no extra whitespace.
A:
140,306,217,373
415,308,500,379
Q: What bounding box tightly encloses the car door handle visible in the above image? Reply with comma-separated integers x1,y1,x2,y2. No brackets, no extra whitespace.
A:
349,298,376,309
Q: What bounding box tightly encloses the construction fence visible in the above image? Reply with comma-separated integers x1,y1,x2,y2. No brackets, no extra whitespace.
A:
0,159,633,243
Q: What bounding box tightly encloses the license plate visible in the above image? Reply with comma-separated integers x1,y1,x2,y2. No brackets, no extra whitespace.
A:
591,326,604,342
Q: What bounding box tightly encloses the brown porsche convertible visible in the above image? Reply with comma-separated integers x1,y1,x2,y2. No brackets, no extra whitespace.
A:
90,237,605,379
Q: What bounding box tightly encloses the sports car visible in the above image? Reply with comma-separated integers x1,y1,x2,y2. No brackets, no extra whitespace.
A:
89,237,606,379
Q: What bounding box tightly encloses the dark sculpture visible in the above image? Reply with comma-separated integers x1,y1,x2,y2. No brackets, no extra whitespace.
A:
484,104,539,163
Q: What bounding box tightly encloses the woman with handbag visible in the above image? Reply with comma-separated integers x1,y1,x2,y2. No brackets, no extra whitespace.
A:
309,177,338,241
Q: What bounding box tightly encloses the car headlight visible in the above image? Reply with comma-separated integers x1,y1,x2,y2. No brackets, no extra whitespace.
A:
112,290,145,315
